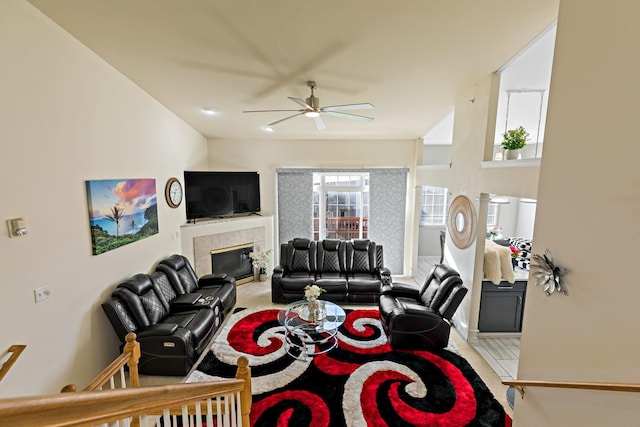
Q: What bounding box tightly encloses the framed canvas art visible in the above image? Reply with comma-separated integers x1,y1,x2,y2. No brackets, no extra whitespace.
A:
86,178,158,255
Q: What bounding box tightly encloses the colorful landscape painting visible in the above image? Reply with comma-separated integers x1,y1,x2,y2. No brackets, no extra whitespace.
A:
86,178,158,255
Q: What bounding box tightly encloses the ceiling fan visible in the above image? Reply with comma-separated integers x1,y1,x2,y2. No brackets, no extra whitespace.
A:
243,81,374,130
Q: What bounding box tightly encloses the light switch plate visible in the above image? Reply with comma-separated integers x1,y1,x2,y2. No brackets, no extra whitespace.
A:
34,286,50,303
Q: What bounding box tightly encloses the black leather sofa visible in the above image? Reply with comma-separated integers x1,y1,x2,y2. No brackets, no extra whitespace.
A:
271,238,391,304
102,255,236,376
156,254,237,316
379,264,467,350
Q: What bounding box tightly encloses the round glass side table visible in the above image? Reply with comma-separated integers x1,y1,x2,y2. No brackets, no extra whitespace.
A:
278,300,346,360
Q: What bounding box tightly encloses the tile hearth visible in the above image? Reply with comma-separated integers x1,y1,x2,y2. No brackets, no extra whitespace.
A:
179,215,274,278
193,227,265,277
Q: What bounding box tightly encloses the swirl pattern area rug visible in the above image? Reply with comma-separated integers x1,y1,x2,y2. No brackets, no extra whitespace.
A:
187,307,511,427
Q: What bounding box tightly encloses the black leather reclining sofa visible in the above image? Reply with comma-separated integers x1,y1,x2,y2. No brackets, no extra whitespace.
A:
102,254,236,376
271,238,391,304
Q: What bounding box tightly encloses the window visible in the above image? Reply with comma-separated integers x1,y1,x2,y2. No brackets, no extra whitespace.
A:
313,173,369,240
486,203,499,227
420,186,448,226
494,24,556,160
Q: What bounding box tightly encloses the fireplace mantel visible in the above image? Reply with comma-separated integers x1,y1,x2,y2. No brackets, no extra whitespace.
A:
180,215,275,278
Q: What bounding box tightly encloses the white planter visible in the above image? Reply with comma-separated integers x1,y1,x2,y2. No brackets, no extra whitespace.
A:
504,149,521,160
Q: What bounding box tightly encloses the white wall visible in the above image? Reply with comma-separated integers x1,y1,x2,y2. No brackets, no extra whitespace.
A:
206,138,417,273
417,197,535,261
494,197,536,239
422,109,454,165
8,2,634,423
422,145,453,165
514,200,536,238
415,72,542,339
418,226,445,257
514,1,640,424
0,0,207,397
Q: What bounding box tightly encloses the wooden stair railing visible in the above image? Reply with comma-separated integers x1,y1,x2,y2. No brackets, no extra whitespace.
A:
0,344,27,382
503,379,640,399
0,332,252,426
0,379,247,426
61,332,141,394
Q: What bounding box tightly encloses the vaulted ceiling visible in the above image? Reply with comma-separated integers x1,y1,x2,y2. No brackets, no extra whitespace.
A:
27,0,558,140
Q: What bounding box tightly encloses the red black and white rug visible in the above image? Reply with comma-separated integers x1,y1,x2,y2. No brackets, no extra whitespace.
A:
187,307,511,427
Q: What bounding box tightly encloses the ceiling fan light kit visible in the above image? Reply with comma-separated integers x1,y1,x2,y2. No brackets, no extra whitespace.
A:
244,81,374,130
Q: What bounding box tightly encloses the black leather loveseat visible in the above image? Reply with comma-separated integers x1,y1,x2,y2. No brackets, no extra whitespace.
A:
102,255,236,376
271,238,391,304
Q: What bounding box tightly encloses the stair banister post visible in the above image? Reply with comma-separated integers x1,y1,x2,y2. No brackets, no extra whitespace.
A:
60,384,76,393
235,356,251,426
124,332,141,388
124,332,142,427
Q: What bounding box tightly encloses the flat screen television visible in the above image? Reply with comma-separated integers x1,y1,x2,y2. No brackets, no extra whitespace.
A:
184,171,261,220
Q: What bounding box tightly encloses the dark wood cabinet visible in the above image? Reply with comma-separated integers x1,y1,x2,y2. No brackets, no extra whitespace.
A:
478,280,527,332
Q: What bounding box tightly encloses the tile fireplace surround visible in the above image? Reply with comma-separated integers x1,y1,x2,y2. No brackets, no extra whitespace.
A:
180,215,275,278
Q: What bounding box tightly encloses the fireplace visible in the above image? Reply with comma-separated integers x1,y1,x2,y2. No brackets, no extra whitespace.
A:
211,243,254,285
180,215,272,278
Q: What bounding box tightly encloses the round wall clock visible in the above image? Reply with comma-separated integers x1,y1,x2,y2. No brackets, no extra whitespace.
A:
165,177,183,208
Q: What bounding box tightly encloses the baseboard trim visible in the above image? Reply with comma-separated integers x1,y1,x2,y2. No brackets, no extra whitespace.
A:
476,332,522,339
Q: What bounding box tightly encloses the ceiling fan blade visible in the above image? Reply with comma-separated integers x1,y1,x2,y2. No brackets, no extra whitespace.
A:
323,111,374,122
267,112,305,127
322,103,374,111
243,109,303,113
288,97,313,109
314,116,326,130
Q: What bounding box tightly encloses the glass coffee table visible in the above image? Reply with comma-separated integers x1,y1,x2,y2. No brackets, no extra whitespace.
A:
278,300,346,360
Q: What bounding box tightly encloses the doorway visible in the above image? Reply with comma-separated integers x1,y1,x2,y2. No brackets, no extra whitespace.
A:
474,195,536,380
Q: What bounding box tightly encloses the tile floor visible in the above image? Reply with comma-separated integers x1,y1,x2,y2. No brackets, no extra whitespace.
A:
414,257,521,381
471,336,521,380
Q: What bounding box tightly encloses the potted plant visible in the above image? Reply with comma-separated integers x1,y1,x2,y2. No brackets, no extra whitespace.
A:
488,226,502,240
501,126,529,160
509,245,521,269
249,249,272,281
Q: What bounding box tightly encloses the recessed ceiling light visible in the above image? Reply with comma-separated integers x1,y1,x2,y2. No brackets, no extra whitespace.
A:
263,126,274,132
201,107,216,115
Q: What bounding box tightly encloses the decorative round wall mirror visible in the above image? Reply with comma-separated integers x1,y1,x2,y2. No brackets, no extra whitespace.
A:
447,195,477,249
455,212,465,232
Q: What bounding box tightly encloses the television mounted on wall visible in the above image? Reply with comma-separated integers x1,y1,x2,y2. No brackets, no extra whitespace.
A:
183,171,261,221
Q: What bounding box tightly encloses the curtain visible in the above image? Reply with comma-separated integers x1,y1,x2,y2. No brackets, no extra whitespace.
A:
276,167,407,274
368,168,408,274
276,169,313,245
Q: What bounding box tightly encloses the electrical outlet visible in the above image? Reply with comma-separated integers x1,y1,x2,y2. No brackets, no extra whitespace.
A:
34,285,50,303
